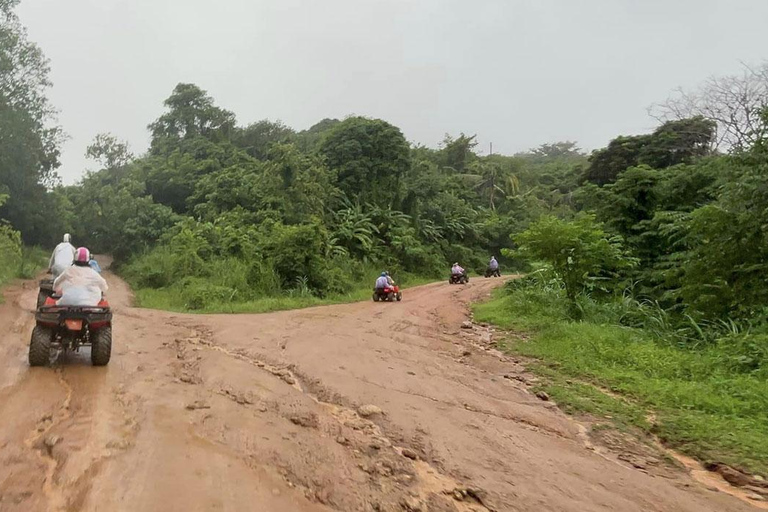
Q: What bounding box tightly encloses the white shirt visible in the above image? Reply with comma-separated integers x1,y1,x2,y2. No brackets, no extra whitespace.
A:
53,265,109,306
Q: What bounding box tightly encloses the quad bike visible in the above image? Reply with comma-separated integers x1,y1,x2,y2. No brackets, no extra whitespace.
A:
37,277,54,308
29,296,113,367
484,268,501,278
372,285,403,302
449,272,469,285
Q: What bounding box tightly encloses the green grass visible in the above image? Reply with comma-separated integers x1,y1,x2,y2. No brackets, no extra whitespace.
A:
130,275,438,314
0,246,48,302
474,286,768,476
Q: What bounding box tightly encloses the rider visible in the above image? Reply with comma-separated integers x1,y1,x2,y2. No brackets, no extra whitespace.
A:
451,262,465,276
53,247,108,306
48,233,76,278
374,272,389,291
489,256,499,271
89,258,102,273
384,271,395,286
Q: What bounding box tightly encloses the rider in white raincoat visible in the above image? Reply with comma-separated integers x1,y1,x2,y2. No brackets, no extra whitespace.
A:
49,233,76,277
53,247,108,306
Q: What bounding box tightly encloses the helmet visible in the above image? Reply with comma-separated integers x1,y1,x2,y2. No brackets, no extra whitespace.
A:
63,233,71,243
74,247,91,265
381,272,387,277
384,271,389,276
454,262,459,266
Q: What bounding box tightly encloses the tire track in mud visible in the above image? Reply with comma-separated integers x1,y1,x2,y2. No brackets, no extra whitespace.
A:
22,369,72,512
169,321,495,511
19,363,141,512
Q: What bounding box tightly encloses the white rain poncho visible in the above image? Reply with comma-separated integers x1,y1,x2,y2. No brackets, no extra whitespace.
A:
53,265,109,306
49,242,76,277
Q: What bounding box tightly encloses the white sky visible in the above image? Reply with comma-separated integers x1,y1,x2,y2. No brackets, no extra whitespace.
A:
17,0,768,183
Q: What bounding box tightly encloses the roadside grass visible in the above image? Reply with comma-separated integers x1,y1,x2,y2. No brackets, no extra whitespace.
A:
474,286,768,476
0,246,48,303
130,274,438,314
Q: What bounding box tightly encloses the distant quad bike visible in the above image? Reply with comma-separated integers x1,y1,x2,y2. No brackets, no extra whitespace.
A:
449,273,469,285
29,296,113,367
484,268,501,278
372,285,403,302
37,277,54,308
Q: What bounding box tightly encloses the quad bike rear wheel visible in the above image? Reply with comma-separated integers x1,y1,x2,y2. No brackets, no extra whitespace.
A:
91,327,112,366
29,326,53,367
372,293,380,302
396,292,402,301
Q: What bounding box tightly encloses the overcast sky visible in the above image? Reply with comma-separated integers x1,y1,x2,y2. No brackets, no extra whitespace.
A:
17,0,768,184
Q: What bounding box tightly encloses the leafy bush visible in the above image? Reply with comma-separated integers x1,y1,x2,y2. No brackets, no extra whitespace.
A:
512,213,636,302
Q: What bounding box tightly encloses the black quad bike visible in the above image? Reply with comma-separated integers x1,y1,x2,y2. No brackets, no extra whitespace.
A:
29,296,113,367
484,268,501,278
37,277,54,308
449,272,469,285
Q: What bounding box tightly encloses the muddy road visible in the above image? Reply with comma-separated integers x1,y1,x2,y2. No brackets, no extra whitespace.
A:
0,272,757,511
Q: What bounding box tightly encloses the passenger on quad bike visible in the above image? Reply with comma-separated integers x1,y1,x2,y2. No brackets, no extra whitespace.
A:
89,258,102,273
373,271,402,301
48,233,76,278
54,247,108,306
485,256,501,277
449,263,469,284
374,272,389,291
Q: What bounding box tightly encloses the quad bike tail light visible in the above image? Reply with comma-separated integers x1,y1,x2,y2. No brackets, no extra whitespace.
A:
64,319,83,331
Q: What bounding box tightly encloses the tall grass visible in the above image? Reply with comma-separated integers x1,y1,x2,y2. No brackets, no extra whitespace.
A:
121,247,437,313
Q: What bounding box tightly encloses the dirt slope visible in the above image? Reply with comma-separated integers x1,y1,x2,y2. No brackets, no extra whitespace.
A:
0,272,757,512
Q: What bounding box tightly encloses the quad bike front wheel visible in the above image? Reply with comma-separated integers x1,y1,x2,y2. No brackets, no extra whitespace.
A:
29,326,53,367
91,327,112,366
387,292,395,302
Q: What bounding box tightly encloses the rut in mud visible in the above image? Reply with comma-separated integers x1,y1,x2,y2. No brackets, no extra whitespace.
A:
0,271,761,511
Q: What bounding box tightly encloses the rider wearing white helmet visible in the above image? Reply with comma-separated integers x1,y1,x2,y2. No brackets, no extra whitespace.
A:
49,233,76,278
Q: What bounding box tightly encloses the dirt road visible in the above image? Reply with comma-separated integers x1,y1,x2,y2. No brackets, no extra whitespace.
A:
0,272,758,511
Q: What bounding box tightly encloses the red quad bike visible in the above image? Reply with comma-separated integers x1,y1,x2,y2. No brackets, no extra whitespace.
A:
29,296,113,367
37,276,54,308
372,285,403,302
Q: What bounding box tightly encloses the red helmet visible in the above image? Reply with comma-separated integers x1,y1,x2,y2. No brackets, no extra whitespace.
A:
74,247,91,265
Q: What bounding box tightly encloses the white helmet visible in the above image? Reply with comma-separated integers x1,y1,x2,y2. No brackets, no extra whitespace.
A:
63,233,71,243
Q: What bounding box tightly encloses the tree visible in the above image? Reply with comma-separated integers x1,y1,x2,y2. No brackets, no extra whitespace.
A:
650,61,768,151
585,117,714,185
0,0,62,244
438,133,478,172
531,141,583,158
86,133,134,169
319,117,410,207
234,119,295,160
514,214,634,302
148,83,235,153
